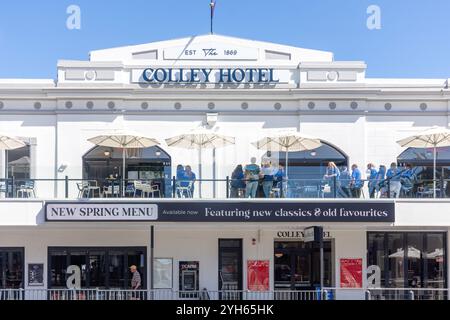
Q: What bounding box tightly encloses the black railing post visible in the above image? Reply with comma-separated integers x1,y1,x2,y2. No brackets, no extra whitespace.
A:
11,176,15,198
440,176,444,198
333,176,337,198
65,176,69,199
387,179,391,199
172,176,176,198
226,176,230,199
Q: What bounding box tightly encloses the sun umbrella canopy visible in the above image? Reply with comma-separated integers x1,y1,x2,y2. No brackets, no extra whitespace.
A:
0,134,26,150
397,127,450,148
252,131,322,152
165,128,235,149
88,130,160,197
252,131,322,181
88,129,160,149
165,128,235,198
397,126,450,198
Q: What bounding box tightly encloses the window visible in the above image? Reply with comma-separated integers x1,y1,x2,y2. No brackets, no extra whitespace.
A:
6,145,30,180
48,247,146,289
0,248,24,289
367,232,447,289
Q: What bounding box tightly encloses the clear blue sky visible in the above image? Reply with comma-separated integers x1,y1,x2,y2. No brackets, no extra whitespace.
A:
0,0,449,79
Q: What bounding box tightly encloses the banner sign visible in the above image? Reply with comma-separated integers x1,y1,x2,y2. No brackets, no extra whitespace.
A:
45,201,395,222
340,259,363,288
247,260,270,291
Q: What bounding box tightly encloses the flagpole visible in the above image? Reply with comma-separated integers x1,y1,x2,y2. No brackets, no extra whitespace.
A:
210,1,214,34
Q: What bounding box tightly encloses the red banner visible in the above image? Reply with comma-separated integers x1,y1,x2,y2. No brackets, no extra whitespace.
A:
247,260,270,291
340,258,363,288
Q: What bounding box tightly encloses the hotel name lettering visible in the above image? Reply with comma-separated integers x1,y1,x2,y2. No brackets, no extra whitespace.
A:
142,68,280,84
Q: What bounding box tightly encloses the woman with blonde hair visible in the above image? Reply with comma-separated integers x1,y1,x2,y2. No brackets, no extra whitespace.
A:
323,162,341,197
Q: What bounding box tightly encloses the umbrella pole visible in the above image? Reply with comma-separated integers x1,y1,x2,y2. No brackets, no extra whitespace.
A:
198,147,202,198
433,146,437,198
285,150,289,179
122,148,126,197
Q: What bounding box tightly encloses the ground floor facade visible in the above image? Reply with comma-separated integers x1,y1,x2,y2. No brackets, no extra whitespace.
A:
0,224,448,300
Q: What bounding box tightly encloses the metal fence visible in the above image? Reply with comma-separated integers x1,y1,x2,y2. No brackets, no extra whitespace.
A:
0,289,329,301
1,288,449,301
1,177,449,200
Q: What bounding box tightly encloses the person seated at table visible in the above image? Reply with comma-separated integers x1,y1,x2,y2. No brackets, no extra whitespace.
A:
176,165,186,197
273,165,286,198
184,165,196,198
230,165,245,198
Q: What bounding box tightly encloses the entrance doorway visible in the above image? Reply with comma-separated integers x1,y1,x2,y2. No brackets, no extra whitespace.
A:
274,241,332,290
218,239,243,295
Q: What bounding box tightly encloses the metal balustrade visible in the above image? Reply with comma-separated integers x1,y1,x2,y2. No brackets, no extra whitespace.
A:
1,177,449,200
1,288,449,301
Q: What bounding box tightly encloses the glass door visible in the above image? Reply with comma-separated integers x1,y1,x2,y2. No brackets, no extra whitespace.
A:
218,239,242,299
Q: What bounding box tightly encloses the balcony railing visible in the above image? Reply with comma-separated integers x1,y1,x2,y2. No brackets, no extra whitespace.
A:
0,177,449,200
1,288,448,300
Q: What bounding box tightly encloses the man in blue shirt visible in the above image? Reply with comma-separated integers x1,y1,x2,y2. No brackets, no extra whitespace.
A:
244,157,261,198
350,164,363,198
338,166,352,198
386,162,401,198
367,163,378,198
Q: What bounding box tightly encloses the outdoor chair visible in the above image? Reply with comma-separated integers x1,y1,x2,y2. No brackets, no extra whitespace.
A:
176,181,193,198
76,182,89,198
16,180,36,198
103,185,120,198
87,180,101,198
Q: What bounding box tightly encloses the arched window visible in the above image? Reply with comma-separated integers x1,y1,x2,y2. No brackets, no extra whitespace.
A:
397,146,450,181
271,141,348,179
82,145,172,197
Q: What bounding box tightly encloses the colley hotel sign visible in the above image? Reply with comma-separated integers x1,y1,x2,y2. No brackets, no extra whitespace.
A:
45,201,395,223
133,68,282,84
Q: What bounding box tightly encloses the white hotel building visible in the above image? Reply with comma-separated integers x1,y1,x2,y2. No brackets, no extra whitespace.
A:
0,34,449,300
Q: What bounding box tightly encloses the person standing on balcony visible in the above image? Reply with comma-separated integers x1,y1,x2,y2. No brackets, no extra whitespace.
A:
244,157,260,198
323,162,340,197
350,164,363,198
176,165,186,197
184,165,196,198
230,165,245,198
338,166,352,198
261,161,276,198
386,162,401,198
367,163,378,198
375,165,387,198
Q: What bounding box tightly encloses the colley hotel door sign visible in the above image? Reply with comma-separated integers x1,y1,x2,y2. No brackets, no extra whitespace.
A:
45,201,395,223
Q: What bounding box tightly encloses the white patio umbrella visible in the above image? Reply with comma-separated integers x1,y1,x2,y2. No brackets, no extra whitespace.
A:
397,126,450,198
389,246,421,259
251,131,322,179
0,134,26,151
165,128,235,198
88,130,160,196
